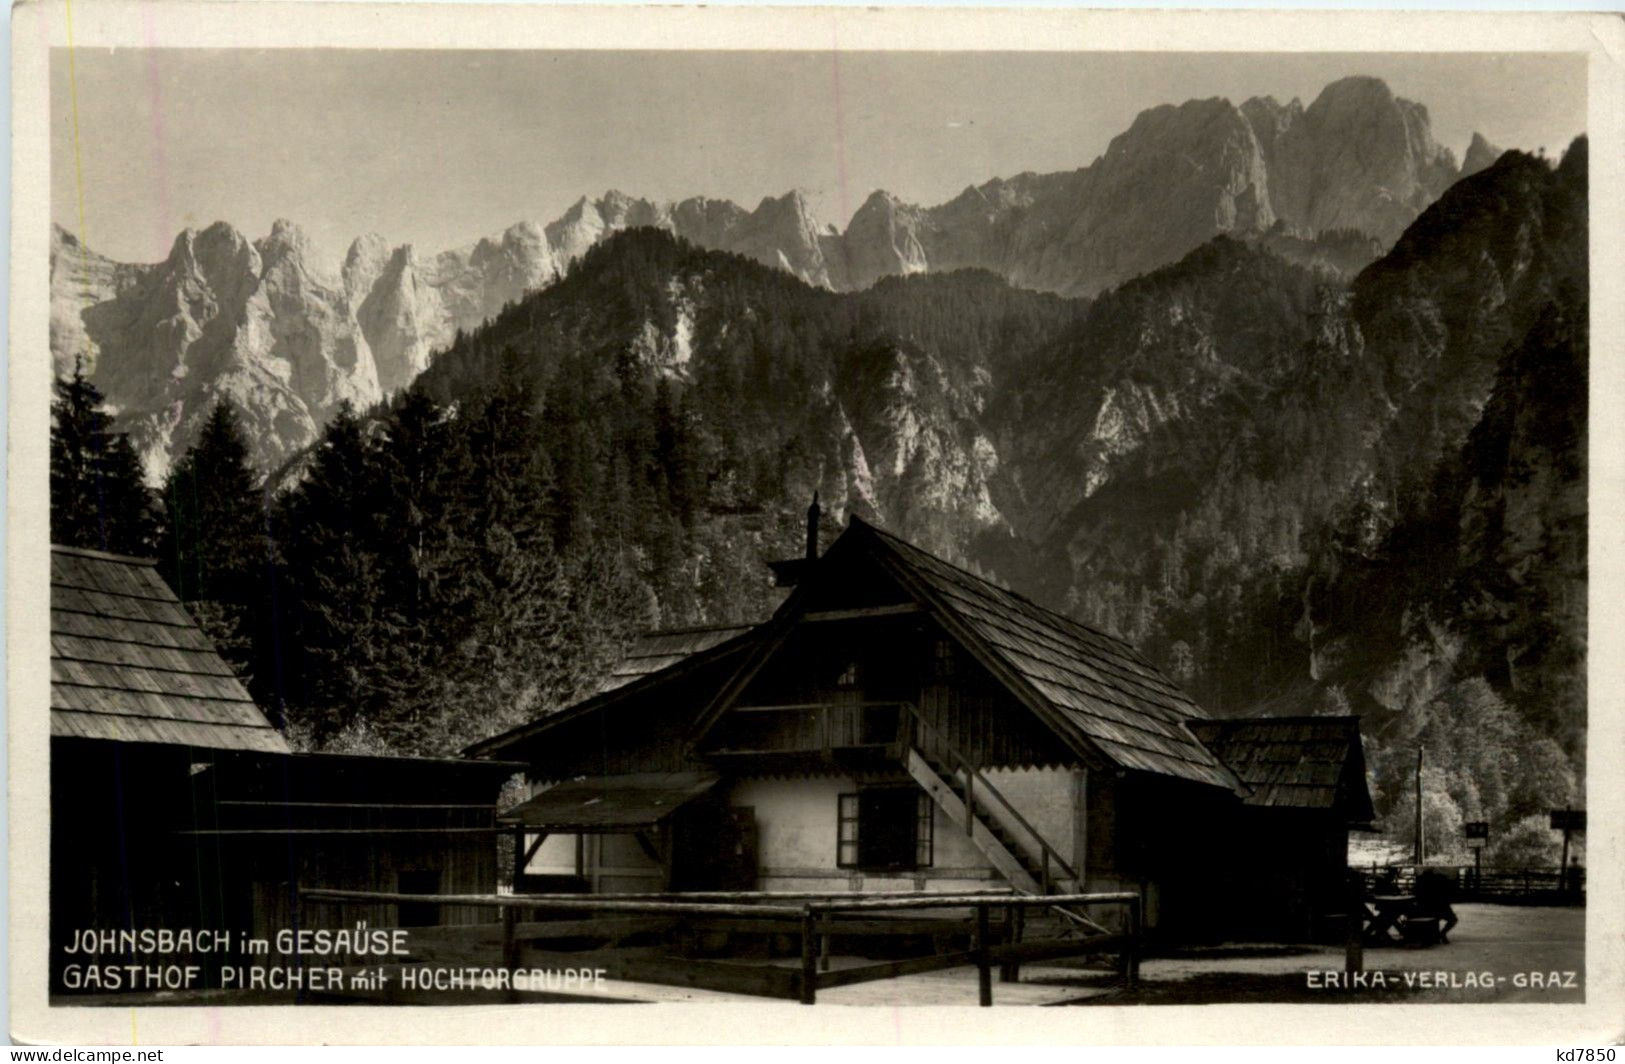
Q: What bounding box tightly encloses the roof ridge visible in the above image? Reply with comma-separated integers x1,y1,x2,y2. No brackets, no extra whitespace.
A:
636,622,761,638
1193,714,1361,725
850,517,1147,658
51,544,159,566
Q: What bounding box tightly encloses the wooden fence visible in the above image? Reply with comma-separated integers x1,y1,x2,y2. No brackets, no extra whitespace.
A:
1357,864,1585,905
301,887,1141,1005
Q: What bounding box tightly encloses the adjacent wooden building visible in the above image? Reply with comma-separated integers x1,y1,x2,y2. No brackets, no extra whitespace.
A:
49,545,519,994
470,514,1375,942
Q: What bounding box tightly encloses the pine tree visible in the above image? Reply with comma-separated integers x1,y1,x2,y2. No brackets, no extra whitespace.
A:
50,361,157,556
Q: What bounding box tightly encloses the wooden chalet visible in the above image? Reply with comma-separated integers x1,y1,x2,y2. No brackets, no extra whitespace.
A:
470,512,1376,943
49,545,520,994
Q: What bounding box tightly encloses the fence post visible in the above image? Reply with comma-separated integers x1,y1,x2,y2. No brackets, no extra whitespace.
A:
1344,904,1363,975
800,907,818,1005
501,904,520,1003
974,903,993,1006
1124,895,1141,989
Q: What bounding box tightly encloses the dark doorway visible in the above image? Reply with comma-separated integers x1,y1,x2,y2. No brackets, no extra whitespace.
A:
396,870,441,927
671,804,758,891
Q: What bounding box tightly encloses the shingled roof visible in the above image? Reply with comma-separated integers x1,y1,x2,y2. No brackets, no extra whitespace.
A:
470,516,1244,792
595,625,757,696
855,519,1239,791
463,621,758,758
1187,716,1373,820
50,545,290,753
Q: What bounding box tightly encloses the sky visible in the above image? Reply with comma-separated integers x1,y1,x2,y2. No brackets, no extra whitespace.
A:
51,49,1588,267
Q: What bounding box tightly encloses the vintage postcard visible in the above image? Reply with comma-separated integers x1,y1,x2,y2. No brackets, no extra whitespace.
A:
8,1,1623,1046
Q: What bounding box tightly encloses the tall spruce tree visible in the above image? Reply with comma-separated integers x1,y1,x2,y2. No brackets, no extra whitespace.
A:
159,400,264,604
158,400,267,680
274,402,388,745
50,361,157,556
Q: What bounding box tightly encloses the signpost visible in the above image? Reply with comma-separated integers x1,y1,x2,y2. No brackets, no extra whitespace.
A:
1549,808,1585,896
1413,747,1424,866
1464,821,1489,889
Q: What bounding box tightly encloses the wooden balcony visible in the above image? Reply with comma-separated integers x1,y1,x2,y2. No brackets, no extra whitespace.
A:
701,701,910,772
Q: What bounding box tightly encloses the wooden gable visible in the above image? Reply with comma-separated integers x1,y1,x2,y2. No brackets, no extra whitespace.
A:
689,518,1239,791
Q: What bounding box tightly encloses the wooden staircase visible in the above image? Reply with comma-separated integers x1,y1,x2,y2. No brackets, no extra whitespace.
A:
904,747,1123,944
902,741,1080,897
904,748,1052,894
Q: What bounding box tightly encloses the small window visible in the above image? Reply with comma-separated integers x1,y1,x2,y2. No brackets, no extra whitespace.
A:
930,639,956,680
837,661,859,688
838,795,860,868
837,789,934,871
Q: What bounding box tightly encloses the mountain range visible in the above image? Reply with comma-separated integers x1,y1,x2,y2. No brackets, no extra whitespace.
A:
51,75,1501,479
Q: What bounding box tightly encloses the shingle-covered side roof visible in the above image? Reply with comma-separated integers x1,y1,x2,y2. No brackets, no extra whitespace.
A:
50,545,290,753
464,622,758,758
595,625,757,696
858,521,1238,791
1187,716,1372,819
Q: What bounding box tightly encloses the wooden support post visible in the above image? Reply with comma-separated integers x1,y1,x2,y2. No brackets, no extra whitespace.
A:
819,928,832,972
1413,746,1425,866
522,831,547,869
974,904,993,1006
998,904,1017,983
1124,896,1141,989
1014,904,1025,973
1344,904,1363,975
511,829,524,889
800,908,818,1005
1559,813,1572,896
964,768,975,836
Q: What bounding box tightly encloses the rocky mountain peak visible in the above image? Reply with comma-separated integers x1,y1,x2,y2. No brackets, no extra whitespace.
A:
669,196,750,247
256,218,323,269
1105,96,1251,161
341,232,393,304
1308,74,1397,111
1261,76,1458,246
1461,132,1505,178
52,221,87,254
545,195,611,265
171,222,261,292
754,189,827,231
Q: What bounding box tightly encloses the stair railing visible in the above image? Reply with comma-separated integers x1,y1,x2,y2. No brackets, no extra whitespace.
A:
899,701,1081,894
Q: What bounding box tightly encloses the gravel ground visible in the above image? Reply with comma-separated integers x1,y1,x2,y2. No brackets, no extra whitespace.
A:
1068,903,1585,1005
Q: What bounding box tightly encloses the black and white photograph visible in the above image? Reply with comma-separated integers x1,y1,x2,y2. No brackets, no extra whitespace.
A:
8,1,1623,1046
